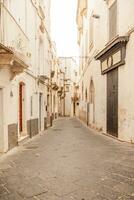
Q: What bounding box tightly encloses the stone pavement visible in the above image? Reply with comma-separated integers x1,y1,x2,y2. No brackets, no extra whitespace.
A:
0,118,134,200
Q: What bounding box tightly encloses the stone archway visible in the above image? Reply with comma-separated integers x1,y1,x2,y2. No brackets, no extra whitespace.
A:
88,79,95,125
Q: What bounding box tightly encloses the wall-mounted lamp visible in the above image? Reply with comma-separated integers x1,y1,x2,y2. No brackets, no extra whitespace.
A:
10,91,13,97
92,14,100,19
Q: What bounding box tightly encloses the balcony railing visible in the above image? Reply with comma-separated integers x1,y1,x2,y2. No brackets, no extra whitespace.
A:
0,3,30,66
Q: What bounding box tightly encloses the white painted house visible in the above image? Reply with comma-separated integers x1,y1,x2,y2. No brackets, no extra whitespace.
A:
76,0,134,143
0,0,52,152
59,57,79,117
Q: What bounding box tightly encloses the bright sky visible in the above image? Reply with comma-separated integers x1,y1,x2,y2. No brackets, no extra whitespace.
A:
51,0,79,57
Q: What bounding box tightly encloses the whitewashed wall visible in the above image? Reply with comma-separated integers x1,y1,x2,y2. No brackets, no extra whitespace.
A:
77,0,134,142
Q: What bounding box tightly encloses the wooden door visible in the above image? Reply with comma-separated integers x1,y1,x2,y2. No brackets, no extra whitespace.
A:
87,102,89,125
39,93,42,131
19,83,23,132
0,89,3,151
107,68,118,137
73,102,76,116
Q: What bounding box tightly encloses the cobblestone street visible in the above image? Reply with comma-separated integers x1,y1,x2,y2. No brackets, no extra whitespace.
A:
0,118,134,200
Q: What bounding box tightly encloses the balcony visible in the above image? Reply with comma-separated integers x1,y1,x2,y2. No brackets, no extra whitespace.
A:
52,82,59,91
0,3,30,80
38,75,49,84
71,96,79,102
57,87,63,96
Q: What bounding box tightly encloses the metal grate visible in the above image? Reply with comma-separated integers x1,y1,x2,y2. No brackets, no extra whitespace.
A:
52,129,62,131
25,146,38,150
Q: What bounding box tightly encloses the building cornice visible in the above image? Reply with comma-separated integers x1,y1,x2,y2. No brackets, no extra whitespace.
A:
95,36,129,74
95,36,129,60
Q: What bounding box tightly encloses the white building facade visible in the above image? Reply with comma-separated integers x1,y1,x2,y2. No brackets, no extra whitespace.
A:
59,57,79,117
51,42,60,120
0,0,52,153
76,0,134,143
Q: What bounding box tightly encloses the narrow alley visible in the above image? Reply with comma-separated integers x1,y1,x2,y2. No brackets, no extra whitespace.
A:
0,118,134,200
0,0,134,199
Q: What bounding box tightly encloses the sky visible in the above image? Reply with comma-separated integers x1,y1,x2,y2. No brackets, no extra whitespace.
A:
51,0,79,57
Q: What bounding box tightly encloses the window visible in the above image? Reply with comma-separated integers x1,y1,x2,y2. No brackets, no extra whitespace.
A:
109,0,117,40
85,88,87,102
89,80,95,104
47,94,49,107
82,82,84,101
31,96,33,116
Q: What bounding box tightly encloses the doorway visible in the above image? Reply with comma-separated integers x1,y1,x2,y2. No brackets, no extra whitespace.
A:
0,89,3,152
19,82,26,136
107,68,118,137
53,95,56,119
47,94,50,125
73,101,76,116
88,79,95,124
39,93,43,131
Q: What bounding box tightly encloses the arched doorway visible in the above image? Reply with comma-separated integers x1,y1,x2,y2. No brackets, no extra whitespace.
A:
88,79,95,125
53,95,56,119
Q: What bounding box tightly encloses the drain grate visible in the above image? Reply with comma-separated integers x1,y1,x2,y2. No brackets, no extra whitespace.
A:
52,129,62,131
25,146,38,150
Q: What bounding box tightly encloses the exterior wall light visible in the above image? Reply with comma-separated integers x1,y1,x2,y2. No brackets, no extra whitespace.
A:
92,14,100,19
10,91,13,97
